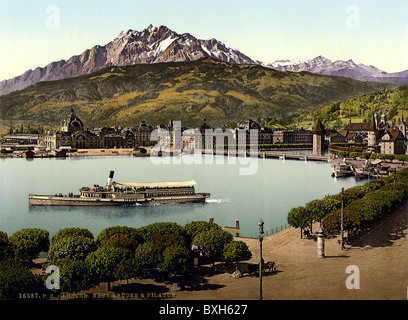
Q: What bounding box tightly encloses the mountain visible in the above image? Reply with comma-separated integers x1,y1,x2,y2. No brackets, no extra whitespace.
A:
0,59,391,129
267,56,408,86
0,25,256,96
2,24,406,96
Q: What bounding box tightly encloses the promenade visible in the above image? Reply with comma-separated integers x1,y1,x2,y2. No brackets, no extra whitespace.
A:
74,202,408,300
173,203,408,300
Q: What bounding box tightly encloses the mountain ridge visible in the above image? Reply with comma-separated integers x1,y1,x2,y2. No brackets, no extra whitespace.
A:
1,24,407,96
0,24,256,96
0,58,391,129
266,56,408,86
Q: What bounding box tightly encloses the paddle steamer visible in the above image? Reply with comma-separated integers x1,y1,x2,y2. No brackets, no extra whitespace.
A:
29,171,210,206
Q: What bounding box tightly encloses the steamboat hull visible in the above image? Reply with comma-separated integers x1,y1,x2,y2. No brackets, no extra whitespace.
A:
28,194,210,206
29,171,210,206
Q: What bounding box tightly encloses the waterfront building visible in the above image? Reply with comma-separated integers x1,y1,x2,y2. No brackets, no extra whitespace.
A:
334,112,407,154
132,120,155,147
2,134,39,146
377,129,406,155
40,109,154,150
236,119,274,145
273,129,312,144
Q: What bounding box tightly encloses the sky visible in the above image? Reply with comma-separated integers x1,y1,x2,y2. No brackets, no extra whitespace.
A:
0,0,407,81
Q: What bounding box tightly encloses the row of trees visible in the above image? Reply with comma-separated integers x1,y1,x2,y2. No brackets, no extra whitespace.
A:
287,168,408,238
0,221,252,299
336,151,408,162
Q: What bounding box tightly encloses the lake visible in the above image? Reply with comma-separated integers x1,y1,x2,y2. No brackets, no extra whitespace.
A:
0,154,366,238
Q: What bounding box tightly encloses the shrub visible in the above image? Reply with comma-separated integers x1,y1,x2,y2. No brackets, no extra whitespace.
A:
223,241,252,269
395,154,408,162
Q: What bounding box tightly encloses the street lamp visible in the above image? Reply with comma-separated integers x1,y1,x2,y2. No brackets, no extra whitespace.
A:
258,220,264,300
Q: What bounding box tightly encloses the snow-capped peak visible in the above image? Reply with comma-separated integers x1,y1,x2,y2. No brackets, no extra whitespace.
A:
266,55,402,84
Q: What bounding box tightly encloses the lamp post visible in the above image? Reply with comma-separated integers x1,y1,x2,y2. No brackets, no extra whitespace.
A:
340,187,344,250
258,220,264,300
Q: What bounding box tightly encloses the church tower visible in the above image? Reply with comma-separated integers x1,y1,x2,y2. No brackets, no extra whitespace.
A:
312,119,326,155
396,112,407,138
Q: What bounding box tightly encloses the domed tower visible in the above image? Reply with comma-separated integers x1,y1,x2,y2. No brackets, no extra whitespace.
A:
61,108,84,133
312,119,326,155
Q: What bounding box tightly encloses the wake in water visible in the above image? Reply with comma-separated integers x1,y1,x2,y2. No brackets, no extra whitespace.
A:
206,198,231,204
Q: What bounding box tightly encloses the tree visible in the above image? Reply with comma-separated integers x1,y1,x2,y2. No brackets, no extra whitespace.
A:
96,226,142,247
305,197,342,223
146,233,188,249
114,258,142,285
9,229,49,265
50,258,97,293
134,241,163,273
47,236,96,263
192,229,233,266
158,244,191,275
105,233,139,253
223,241,252,270
51,227,94,243
0,231,12,261
0,259,44,299
137,222,184,241
183,221,222,242
85,246,132,290
287,206,311,238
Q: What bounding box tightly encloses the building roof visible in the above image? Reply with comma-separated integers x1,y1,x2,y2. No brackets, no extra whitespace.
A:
344,114,376,132
312,119,326,135
237,119,261,130
113,180,197,188
336,130,358,140
4,134,38,139
377,129,406,142
61,108,84,129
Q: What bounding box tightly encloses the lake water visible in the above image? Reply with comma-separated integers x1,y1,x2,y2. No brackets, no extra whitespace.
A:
0,154,366,238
